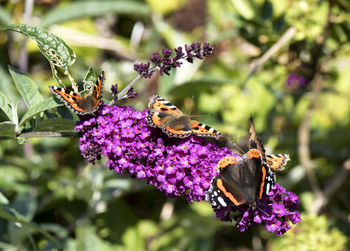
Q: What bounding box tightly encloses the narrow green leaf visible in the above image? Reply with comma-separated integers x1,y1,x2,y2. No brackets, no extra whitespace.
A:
230,0,254,20
19,97,63,127
0,122,16,138
8,66,43,109
36,118,76,132
0,24,76,70
0,192,9,204
0,205,60,247
41,1,150,28
0,7,12,26
0,90,13,121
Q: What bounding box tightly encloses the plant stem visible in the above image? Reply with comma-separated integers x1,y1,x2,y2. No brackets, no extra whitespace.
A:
17,132,78,138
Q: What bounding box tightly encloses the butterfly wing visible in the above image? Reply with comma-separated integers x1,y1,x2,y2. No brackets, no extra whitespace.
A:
89,71,104,111
249,116,266,162
190,121,222,138
212,149,266,207
49,72,104,115
49,86,85,114
206,176,240,207
147,95,192,138
266,154,290,171
207,156,251,207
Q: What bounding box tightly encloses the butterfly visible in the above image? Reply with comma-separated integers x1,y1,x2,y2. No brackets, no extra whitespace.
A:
206,116,289,209
146,95,222,138
49,72,104,115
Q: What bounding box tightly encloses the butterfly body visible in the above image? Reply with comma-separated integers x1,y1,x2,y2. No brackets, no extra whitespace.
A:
206,117,285,208
50,72,104,115
147,95,222,138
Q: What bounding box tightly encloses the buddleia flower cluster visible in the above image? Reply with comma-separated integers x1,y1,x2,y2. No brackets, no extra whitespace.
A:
75,102,232,202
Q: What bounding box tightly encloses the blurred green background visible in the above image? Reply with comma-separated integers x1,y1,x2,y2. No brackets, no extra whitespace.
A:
0,0,349,250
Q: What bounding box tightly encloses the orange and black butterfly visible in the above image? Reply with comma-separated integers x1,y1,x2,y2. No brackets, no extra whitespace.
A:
49,72,104,115
206,117,290,208
147,95,222,138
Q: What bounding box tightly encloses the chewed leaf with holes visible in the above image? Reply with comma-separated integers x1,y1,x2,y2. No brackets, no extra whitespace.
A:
0,24,75,70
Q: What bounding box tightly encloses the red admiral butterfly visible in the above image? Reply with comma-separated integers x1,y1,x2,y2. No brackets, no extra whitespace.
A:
49,72,104,115
206,117,289,208
147,95,222,138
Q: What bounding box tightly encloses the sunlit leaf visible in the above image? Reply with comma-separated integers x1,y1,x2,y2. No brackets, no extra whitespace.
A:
0,7,12,26
8,66,43,109
0,122,16,138
0,91,13,121
0,192,9,205
230,0,254,19
0,165,28,192
0,24,76,70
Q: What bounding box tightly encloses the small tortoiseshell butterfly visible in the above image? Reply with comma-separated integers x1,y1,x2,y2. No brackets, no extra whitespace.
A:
49,72,104,115
147,95,222,139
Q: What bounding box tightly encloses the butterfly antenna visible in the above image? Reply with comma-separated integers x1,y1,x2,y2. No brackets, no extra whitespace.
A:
256,202,270,217
231,141,245,154
188,95,194,116
191,114,214,118
237,206,252,225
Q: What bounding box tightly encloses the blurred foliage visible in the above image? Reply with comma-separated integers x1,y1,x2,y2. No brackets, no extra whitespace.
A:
0,0,349,250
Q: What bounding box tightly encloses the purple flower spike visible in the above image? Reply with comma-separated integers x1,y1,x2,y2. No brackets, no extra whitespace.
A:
75,103,231,202
134,42,214,78
211,183,300,236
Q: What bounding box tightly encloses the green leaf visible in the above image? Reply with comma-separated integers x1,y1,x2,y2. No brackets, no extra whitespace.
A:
76,226,118,251
12,193,37,221
0,7,12,26
0,122,16,138
0,90,13,121
230,0,254,20
0,165,28,192
82,67,97,95
19,97,63,127
0,205,60,247
0,192,9,205
36,118,76,132
41,1,150,28
8,66,43,109
0,65,16,97
0,24,76,70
